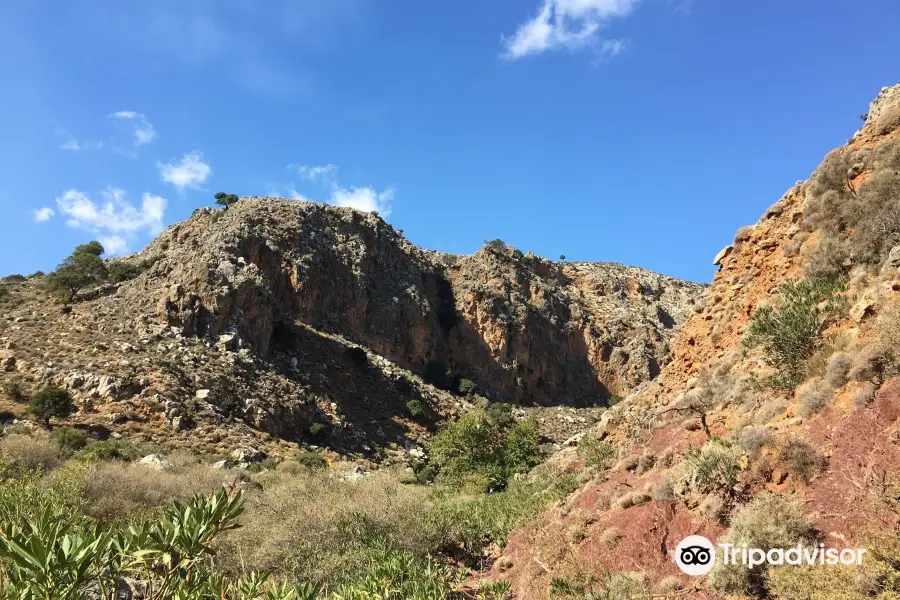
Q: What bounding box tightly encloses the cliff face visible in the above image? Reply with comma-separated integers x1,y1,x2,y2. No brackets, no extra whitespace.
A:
492,84,900,599
0,199,703,458
148,199,703,406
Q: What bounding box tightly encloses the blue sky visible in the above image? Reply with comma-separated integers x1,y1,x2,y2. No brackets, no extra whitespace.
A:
1,1,898,283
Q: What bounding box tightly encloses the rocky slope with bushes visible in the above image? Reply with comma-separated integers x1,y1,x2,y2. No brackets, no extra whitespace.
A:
489,84,900,599
0,198,702,464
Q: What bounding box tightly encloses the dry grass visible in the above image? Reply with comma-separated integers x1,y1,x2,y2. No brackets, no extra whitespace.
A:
80,460,226,521
214,469,436,585
0,432,64,473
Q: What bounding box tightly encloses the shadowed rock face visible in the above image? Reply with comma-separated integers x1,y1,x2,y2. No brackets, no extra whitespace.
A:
147,199,705,405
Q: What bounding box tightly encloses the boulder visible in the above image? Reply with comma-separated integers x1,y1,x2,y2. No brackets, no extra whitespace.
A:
231,446,266,464
881,245,900,274
713,245,733,267
137,454,170,470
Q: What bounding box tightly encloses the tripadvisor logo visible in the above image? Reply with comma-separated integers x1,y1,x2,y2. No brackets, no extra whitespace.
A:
673,535,868,576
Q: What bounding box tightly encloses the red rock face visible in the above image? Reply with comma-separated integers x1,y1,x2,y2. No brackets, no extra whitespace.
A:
150,201,704,406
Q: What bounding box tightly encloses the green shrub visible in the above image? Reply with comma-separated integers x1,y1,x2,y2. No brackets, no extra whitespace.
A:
295,451,327,471
428,474,577,561
107,261,142,283
214,192,239,208
710,494,816,597
211,211,223,224
430,408,542,491
308,423,326,437
77,439,141,462
51,427,89,452
671,438,742,505
744,278,845,389
1,380,27,403
27,387,75,426
457,378,476,396
45,241,108,303
803,234,848,280
405,399,425,417
578,434,617,471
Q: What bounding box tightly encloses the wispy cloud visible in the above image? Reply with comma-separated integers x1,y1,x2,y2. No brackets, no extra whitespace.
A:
502,0,640,60
33,207,55,222
293,164,338,183
56,130,103,152
158,152,212,190
285,163,394,216
109,111,157,147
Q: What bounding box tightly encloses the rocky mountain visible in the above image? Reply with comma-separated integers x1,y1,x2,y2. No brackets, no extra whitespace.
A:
0,200,703,459
492,84,900,598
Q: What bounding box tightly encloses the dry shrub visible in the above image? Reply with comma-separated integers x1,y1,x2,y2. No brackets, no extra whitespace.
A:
848,171,900,264
0,432,63,473
803,234,848,280
778,438,824,485
599,526,621,549
699,494,726,522
215,470,436,585
710,494,816,597
796,378,833,417
734,225,754,243
753,397,788,425
852,382,877,408
81,461,225,521
738,426,773,459
872,137,900,172
616,491,650,509
824,351,853,388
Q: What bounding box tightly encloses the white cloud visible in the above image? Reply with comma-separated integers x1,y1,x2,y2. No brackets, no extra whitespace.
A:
289,189,310,201
502,0,640,60
158,152,212,189
331,186,394,216
109,111,157,147
57,131,103,152
99,235,129,256
294,164,338,183
33,207,55,222
56,188,166,237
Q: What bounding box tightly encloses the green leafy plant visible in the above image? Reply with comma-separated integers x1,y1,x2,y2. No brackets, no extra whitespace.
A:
27,387,76,426
744,278,846,389
215,192,240,209
430,407,542,491
107,261,143,283
51,427,89,452
45,241,108,303
406,399,425,418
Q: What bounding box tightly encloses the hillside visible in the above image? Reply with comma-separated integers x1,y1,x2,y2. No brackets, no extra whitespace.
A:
0,202,702,461
490,85,900,598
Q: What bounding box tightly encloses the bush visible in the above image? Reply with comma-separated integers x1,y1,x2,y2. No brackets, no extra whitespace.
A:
27,387,76,426
107,261,142,283
77,439,142,462
803,234,848,280
295,451,327,471
80,461,224,522
671,438,742,505
51,426,89,452
797,379,833,417
578,434,617,471
744,278,845,389
428,474,577,562
1,380,27,403
778,437,824,484
457,378,476,396
308,423,326,437
216,470,437,586
405,399,425,418
848,171,900,265
0,433,63,473
430,408,542,491
738,426,773,459
824,351,852,388
709,494,816,597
